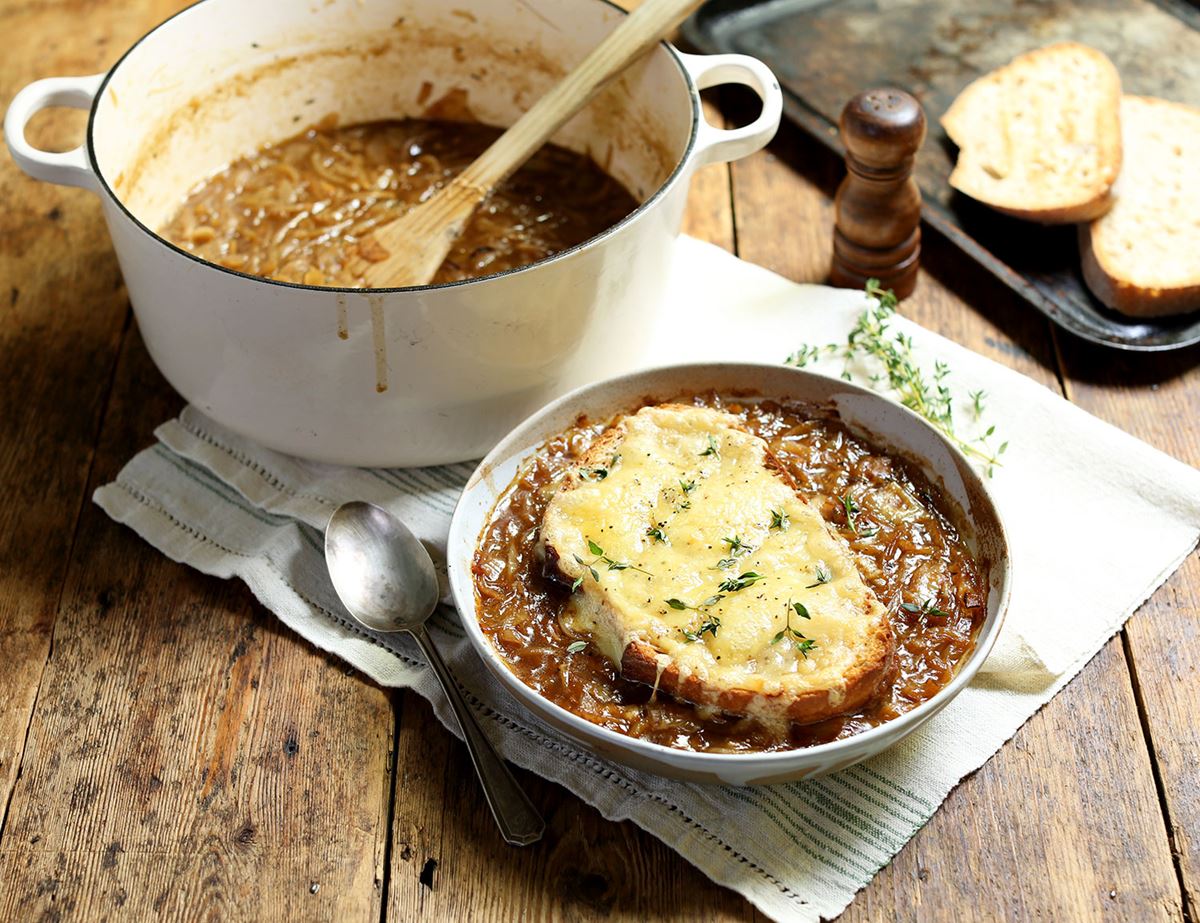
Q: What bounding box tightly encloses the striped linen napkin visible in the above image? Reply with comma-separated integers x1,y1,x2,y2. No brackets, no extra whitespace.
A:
95,237,1200,922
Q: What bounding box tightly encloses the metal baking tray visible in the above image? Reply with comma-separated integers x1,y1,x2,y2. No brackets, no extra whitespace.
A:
682,0,1200,350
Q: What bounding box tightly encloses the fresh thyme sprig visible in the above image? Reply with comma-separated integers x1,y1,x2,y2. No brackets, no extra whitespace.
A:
769,509,790,531
681,615,722,642
901,598,951,618
579,453,620,482
666,595,725,612
717,571,766,593
571,539,651,591
784,279,1007,476
806,564,833,588
771,600,817,658
723,535,753,557
839,490,877,538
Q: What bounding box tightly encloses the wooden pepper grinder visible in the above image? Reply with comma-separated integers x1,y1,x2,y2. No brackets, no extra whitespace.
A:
830,88,926,300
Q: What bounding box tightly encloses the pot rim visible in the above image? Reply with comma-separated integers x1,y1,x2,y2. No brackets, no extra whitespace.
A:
447,360,1014,771
83,0,701,296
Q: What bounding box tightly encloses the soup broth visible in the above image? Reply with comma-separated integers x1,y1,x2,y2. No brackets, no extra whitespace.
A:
162,118,639,287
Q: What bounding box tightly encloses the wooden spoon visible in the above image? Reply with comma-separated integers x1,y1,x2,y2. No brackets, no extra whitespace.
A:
360,0,705,288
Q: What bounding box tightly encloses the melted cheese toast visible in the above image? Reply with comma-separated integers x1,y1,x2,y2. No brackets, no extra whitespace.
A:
541,404,894,728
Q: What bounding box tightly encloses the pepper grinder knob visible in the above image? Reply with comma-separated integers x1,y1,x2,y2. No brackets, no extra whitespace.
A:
830,88,926,300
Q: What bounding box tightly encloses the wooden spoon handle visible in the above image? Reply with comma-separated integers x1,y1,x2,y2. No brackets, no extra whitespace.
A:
459,0,704,193
363,0,705,288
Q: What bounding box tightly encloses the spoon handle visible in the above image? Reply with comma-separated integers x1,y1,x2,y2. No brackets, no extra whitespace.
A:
408,624,545,846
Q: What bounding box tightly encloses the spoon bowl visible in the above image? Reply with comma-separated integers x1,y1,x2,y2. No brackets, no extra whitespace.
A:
325,501,440,632
324,501,545,845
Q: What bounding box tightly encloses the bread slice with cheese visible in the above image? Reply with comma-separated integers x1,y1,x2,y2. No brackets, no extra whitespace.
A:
541,404,894,729
1080,96,1200,317
941,42,1122,223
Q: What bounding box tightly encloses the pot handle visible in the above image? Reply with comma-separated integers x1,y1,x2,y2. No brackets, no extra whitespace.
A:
678,52,782,166
5,74,104,192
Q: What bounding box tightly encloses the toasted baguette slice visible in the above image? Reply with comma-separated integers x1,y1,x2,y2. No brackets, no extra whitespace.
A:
1080,96,1200,317
541,404,894,729
942,42,1121,223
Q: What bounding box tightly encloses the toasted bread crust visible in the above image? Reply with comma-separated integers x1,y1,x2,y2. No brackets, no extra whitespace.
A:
543,404,895,727
1079,96,1200,317
620,611,894,725
1080,225,1200,318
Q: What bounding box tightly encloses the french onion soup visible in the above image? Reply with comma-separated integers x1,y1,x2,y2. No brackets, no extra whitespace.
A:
472,394,988,753
161,118,639,287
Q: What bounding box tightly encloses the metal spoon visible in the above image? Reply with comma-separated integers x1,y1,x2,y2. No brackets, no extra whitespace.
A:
324,501,544,847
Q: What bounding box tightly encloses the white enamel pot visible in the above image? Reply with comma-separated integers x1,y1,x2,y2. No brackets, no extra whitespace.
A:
5,0,782,466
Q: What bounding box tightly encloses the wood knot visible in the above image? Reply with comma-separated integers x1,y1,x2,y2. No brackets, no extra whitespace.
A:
419,858,438,890
101,842,124,869
560,869,615,913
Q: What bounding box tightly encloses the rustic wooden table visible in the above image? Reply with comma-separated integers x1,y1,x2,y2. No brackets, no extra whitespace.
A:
2,1,1197,920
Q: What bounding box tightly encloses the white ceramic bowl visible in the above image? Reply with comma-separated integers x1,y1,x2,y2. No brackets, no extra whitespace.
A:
447,363,1012,784
4,0,781,466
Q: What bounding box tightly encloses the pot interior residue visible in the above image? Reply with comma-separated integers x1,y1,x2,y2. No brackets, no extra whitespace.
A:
90,0,691,237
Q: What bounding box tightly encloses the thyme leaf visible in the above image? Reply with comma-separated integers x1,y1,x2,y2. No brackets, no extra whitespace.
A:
769,509,790,531
575,540,652,585
717,571,766,593
840,491,861,534
681,616,722,642
770,600,817,658
722,534,754,557
566,640,587,654
578,453,619,482
666,595,725,613
901,598,951,618
806,564,833,588
839,490,878,538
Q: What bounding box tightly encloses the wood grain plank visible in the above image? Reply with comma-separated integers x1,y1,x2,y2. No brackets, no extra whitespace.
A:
0,328,395,921
0,0,188,842
845,640,1184,923
386,696,765,922
727,108,1185,922
1054,336,1200,920
680,97,735,251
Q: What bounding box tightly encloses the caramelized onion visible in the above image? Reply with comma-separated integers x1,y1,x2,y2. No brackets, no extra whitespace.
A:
162,119,637,286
